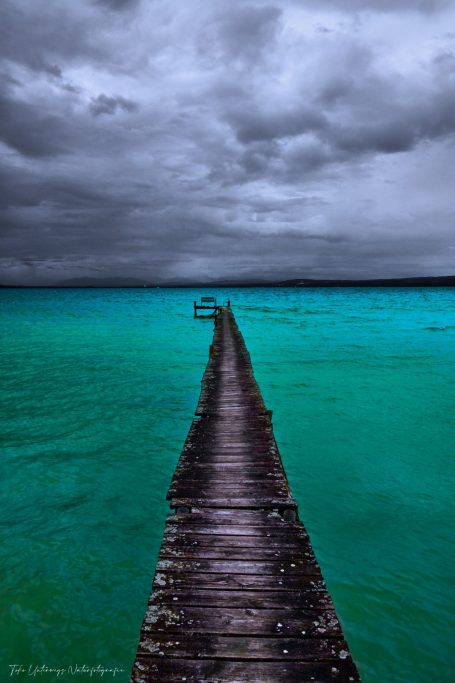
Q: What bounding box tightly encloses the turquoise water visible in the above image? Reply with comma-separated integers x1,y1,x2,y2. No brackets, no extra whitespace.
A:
1,287,454,683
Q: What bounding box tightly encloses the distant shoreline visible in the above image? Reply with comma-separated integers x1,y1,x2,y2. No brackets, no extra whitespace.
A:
1,276,455,288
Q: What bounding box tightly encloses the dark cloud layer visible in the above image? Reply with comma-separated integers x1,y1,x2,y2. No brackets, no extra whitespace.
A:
95,0,138,9
304,0,451,12
89,94,138,116
0,0,454,284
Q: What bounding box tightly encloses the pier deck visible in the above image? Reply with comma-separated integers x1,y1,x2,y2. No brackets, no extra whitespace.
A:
131,308,361,682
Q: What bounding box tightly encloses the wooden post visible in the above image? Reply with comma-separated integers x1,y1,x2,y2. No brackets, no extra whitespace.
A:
283,508,297,522
193,301,197,318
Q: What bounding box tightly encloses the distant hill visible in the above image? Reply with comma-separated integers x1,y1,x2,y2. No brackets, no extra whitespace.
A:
55,277,151,287
1,275,455,288
275,276,455,287
155,275,455,288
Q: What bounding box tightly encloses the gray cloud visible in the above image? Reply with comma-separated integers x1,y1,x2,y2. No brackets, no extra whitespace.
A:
229,107,327,143
0,91,68,157
0,1,105,73
214,5,282,60
94,0,139,9
295,0,451,12
0,0,454,284
89,94,138,116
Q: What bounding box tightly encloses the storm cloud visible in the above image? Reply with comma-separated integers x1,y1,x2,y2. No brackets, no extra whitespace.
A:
0,0,454,283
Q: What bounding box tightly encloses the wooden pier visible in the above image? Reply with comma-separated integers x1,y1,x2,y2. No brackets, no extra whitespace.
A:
194,296,220,318
131,307,361,682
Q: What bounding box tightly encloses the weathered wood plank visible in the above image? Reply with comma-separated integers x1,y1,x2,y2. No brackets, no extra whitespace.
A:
166,509,298,524
149,588,332,609
153,571,324,592
169,497,297,509
132,658,359,683
162,533,307,548
156,557,320,575
137,634,348,660
169,484,289,494
165,523,304,536
159,544,315,562
169,475,286,485
173,465,283,473
142,604,341,636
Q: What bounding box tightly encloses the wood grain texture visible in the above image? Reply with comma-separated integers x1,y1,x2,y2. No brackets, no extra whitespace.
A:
132,659,359,683
131,308,361,682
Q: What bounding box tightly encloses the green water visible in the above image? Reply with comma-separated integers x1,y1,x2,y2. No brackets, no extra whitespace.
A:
1,288,454,682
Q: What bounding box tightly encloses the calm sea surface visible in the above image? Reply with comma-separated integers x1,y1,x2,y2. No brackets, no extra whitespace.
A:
1,287,454,682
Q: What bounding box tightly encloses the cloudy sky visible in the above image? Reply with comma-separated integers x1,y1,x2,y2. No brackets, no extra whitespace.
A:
1,0,454,284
